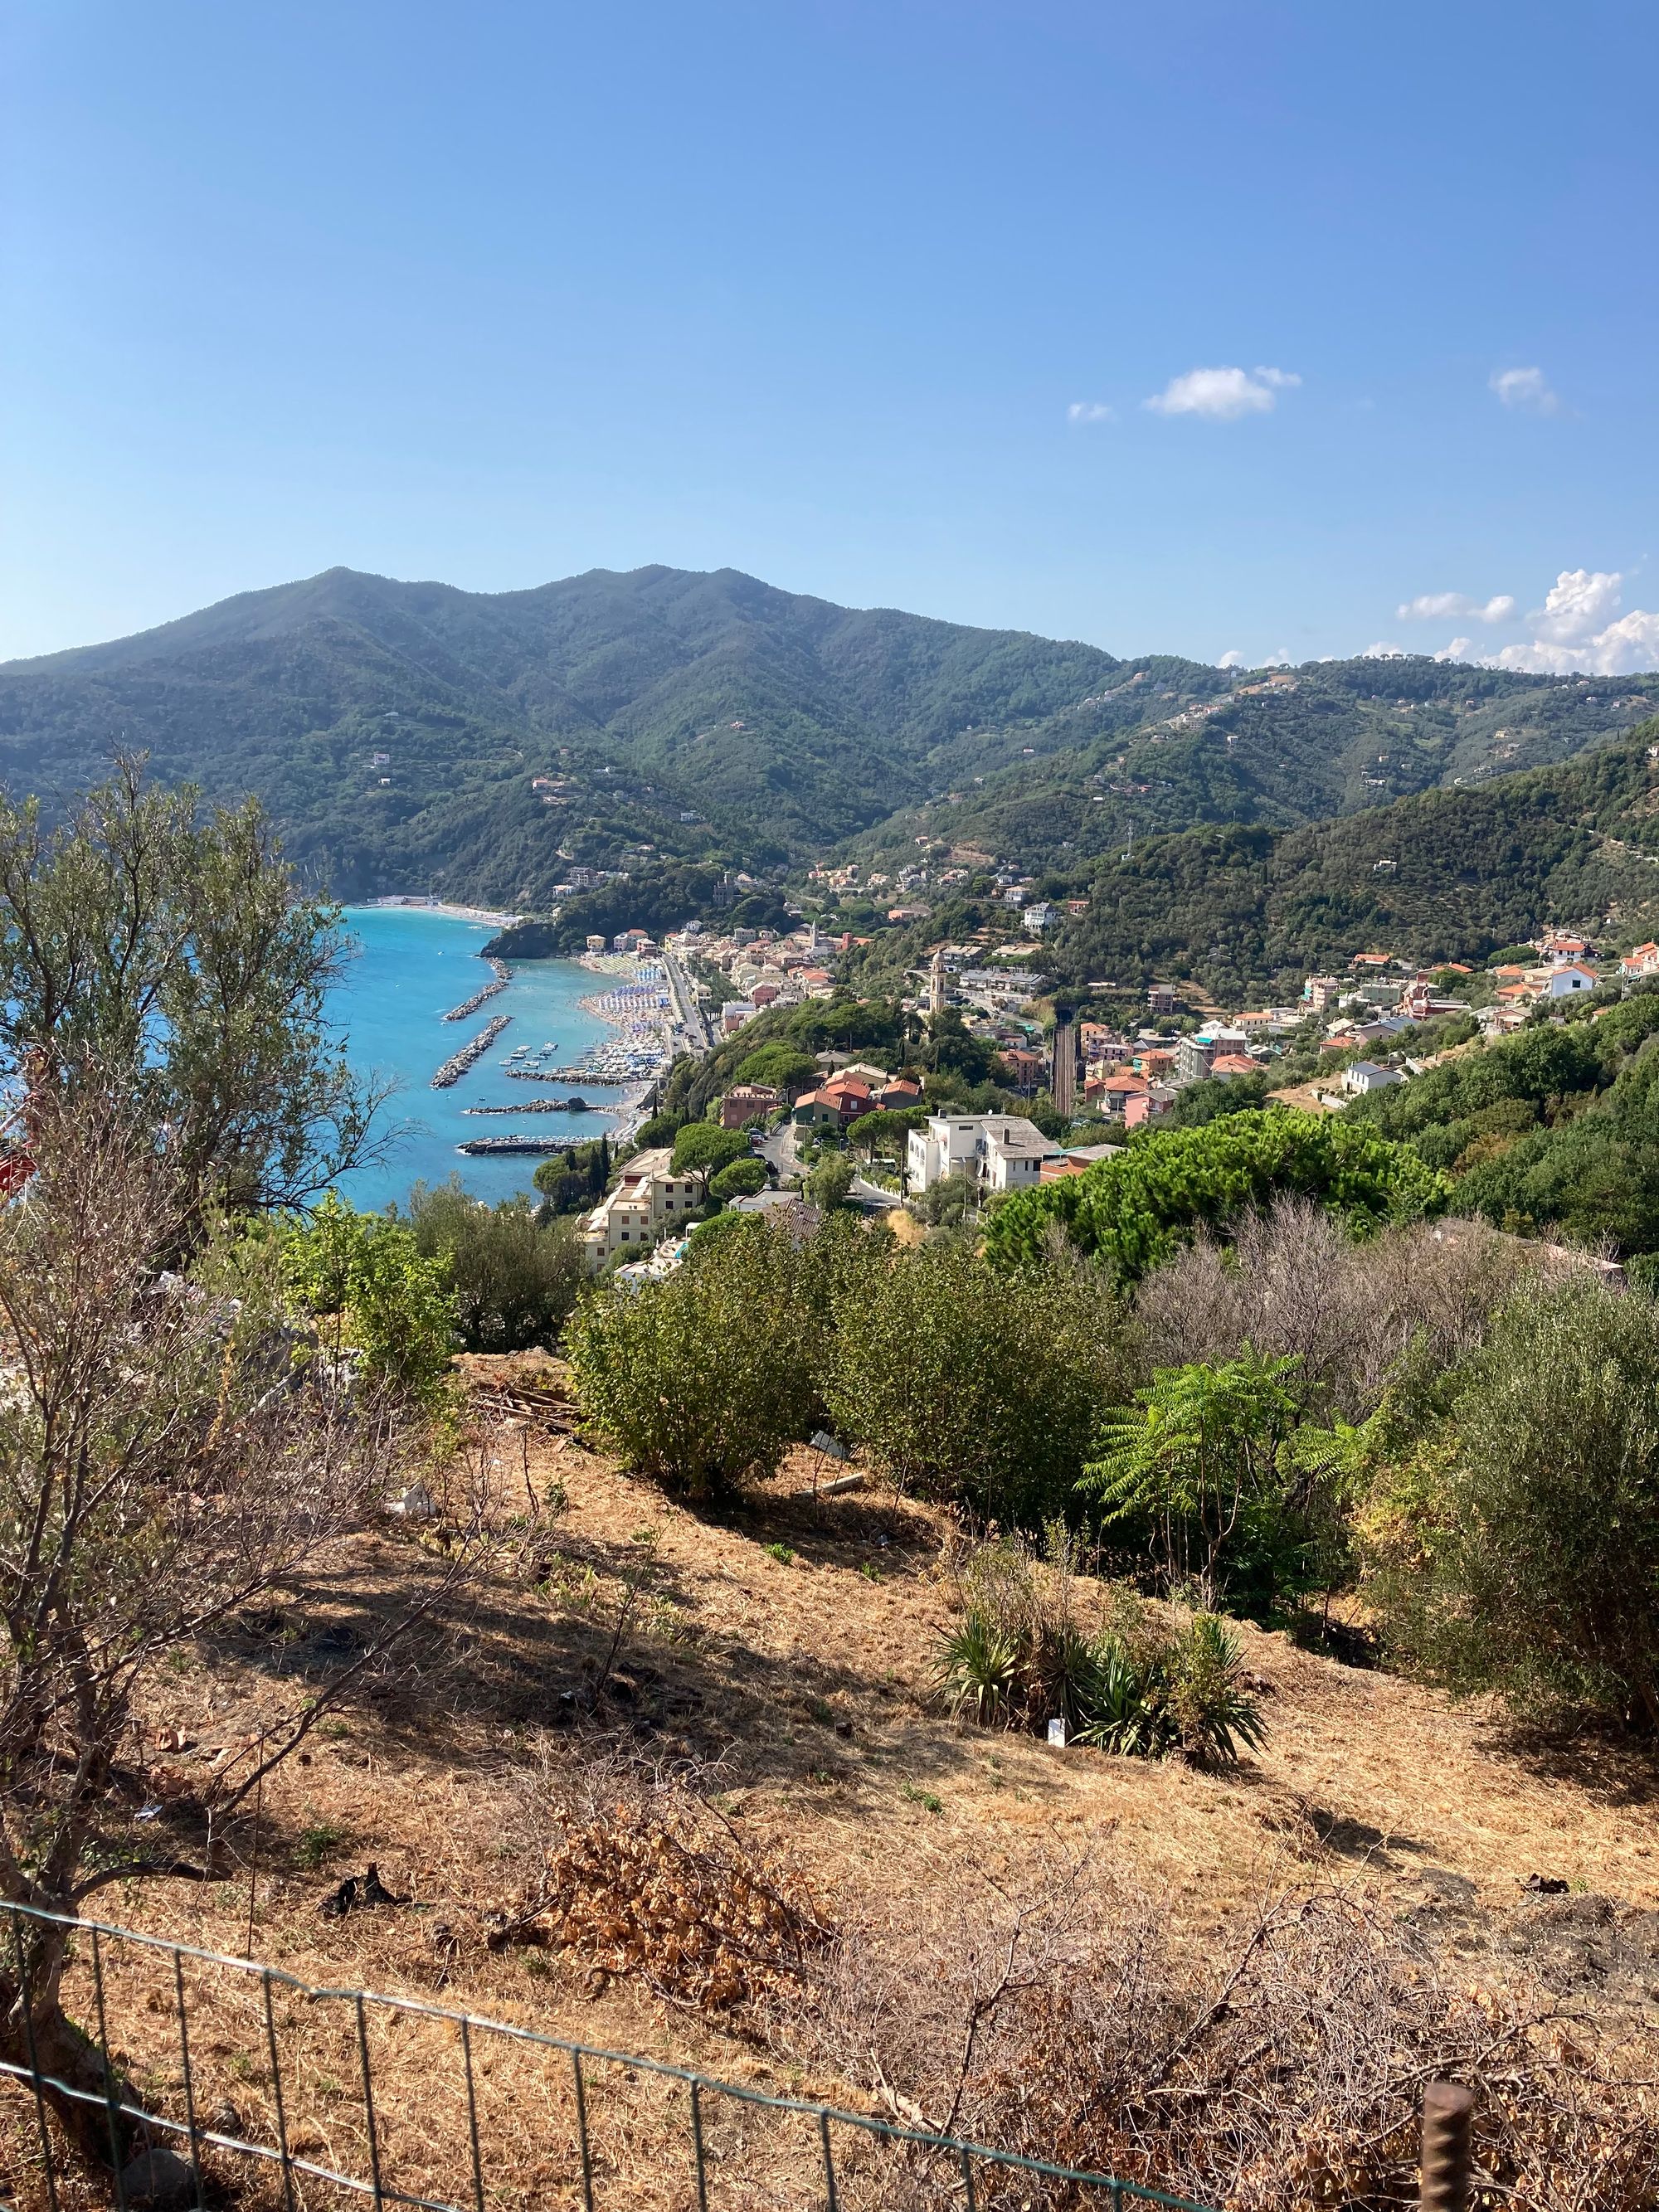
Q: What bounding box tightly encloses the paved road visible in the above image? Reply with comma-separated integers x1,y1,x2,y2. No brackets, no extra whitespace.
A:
755,1119,801,1179
662,949,713,1055
848,1172,902,1211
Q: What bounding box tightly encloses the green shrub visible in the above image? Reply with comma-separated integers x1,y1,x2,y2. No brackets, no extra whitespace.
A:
1073,1614,1265,1763
274,1193,457,1407
1363,1281,1659,1727
565,1219,818,1501
1162,1613,1267,1762
827,1244,1131,1527
1072,1637,1175,1758
1081,1351,1306,1607
936,1611,1022,1728
934,1539,1265,1767
806,1154,856,1213
982,1109,1447,1281
406,1178,585,1352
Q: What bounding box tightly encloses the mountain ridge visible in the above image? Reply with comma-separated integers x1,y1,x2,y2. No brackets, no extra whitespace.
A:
2,564,1655,921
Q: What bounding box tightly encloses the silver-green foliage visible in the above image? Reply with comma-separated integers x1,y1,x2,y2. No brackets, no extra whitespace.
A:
1365,1280,1659,1727
566,1219,818,1501
827,1242,1131,1526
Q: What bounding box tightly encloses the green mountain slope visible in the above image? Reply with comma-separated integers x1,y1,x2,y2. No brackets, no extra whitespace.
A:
847,659,1659,875
1046,725,1659,1002
2,566,1655,921
0,566,1123,903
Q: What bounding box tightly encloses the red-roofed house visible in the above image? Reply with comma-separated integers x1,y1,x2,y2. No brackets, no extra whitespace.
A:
1085,1071,1150,1117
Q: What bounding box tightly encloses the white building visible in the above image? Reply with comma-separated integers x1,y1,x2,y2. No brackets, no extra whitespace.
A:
1540,963,1598,999
907,1113,1062,1195
1341,1060,1404,1096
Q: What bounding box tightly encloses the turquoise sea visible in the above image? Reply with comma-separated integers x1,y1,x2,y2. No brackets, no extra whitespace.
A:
329,905,617,1212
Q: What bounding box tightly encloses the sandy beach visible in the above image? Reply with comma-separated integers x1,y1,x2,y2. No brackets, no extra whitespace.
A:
364,895,522,928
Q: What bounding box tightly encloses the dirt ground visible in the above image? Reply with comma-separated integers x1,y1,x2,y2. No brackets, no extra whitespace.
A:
7,1354,1659,2209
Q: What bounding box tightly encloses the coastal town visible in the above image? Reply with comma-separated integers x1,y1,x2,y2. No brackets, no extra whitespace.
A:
476,892,1640,1282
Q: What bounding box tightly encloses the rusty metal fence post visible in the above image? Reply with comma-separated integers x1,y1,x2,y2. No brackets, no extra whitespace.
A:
1418,2080,1474,2212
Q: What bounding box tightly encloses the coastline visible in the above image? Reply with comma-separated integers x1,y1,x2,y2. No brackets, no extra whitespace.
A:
575,953,674,1142
360,896,522,929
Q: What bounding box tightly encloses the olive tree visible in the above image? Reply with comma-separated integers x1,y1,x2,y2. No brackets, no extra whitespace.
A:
1365,1281,1659,1728
566,1219,818,1500
827,1244,1132,1528
406,1178,585,1351
0,760,383,1232
0,1092,424,2159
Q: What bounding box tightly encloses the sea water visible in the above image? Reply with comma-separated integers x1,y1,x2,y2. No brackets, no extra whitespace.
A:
328,906,617,1212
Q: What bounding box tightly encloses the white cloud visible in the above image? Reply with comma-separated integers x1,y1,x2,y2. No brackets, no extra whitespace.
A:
1145,365,1301,421
1067,401,1116,424
1490,366,1561,416
1533,567,1623,644
1362,641,1409,659
1262,648,1292,668
1421,569,1659,676
1218,649,1246,670
1396,591,1515,624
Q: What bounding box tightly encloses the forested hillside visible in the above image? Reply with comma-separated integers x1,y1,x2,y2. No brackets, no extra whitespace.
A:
1048,724,1659,1001
2,565,1653,920
850,658,1659,877
0,565,1121,906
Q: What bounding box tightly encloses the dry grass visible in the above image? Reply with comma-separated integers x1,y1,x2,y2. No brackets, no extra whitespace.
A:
7,1350,1659,2208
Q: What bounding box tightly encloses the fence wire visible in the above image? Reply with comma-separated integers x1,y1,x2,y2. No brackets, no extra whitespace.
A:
1,1899,1210,2212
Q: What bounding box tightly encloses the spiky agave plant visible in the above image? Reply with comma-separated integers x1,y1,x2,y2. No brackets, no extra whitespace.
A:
936,1607,1023,1728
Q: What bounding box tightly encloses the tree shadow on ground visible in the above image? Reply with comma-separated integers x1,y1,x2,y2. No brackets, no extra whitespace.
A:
1481,1714,1659,1812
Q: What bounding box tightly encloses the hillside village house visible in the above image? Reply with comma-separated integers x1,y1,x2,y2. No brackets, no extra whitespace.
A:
581,1148,702,1266
907,1111,1063,1195
719,1082,781,1130
792,1071,882,1129
1540,962,1598,998
1085,1069,1150,1118
1342,1060,1404,1096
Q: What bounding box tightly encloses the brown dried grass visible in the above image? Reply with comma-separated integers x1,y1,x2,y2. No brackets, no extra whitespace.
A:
7,1354,1659,2209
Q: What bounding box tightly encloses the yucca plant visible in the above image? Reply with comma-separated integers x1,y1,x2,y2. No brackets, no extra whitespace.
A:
1073,1636,1177,1757
936,1607,1023,1728
1165,1612,1267,1764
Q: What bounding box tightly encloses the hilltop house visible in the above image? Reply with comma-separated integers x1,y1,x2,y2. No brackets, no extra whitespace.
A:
907,1112,1062,1194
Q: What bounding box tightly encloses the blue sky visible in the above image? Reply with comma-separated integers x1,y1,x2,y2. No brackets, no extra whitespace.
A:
4,0,1657,672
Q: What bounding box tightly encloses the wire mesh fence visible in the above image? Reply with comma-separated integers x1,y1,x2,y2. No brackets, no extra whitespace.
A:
1,1899,1212,2212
